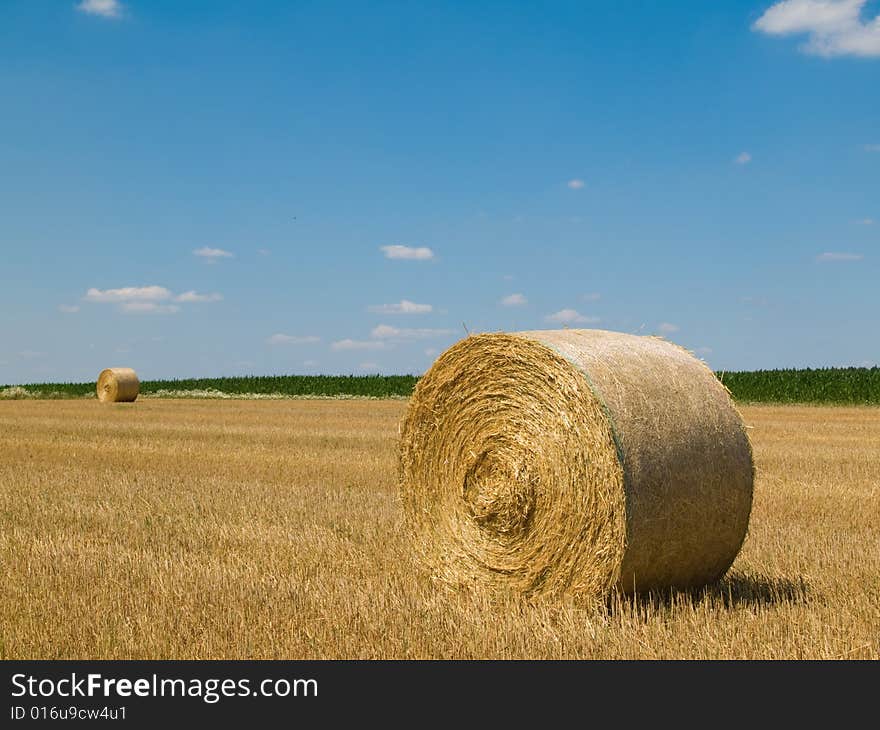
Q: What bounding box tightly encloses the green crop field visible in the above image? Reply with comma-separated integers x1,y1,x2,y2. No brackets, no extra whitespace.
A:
718,367,880,405
2,367,878,404
0,374,420,400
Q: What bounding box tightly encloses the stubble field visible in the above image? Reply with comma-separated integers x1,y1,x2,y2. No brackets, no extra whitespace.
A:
1,399,877,659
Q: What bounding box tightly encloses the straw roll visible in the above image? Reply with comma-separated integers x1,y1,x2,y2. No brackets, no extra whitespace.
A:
96,368,140,403
398,329,753,597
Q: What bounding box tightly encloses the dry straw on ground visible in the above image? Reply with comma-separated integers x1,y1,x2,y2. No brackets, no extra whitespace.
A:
96,367,140,403
2,399,878,659
399,329,754,599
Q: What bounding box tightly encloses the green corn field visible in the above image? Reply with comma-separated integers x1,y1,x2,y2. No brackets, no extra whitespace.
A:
717,367,880,405
2,367,879,404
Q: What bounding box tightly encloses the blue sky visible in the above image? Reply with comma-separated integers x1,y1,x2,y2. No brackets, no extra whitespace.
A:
1,0,878,383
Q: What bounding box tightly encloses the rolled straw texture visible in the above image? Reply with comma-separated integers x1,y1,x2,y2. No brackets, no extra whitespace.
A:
398,329,754,597
96,367,140,403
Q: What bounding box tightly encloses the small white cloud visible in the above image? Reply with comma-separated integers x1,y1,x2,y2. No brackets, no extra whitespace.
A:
500,293,527,307
753,0,880,58
855,218,875,225
85,285,171,303
380,245,435,260
545,309,599,324
582,292,601,302
303,359,319,368
567,179,585,189
266,334,320,346
866,144,880,152
174,291,223,303
734,152,752,165
424,348,438,357
358,362,380,371
76,0,122,19
193,246,234,260
86,285,223,313
371,325,400,339
332,339,386,351
816,251,863,261
370,324,454,340
58,304,80,313
258,248,271,256
120,302,180,314
367,299,433,315
694,346,713,356
657,322,680,335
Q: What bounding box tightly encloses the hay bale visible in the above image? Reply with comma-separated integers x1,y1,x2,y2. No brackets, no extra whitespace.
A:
399,329,754,597
96,368,140,403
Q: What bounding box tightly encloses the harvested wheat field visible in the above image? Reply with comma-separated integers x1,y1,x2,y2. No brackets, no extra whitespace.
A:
0,399,877,659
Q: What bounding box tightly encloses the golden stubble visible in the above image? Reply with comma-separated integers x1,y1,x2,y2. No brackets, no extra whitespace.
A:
0,399,877,659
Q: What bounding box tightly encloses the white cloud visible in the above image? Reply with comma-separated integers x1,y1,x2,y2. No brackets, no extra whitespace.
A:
302,359,319,368
76,0,122,19
58,304,80,313
545,309,599,324
370,324,454,340
266,334,320,346
174,291,223,303
120,302,180,314
380,245,434,260
657,322,680,335
567,179,585,189
332,339,386,351
735,152,753,165
500,293,527,307
358,362,380,371
856,218,874,225
582,292,601,302
367,299,433,315
816,251,863,261
85,285,222,313
85,285,171,303
424,348,438,357
258,248,271,256
753,1,880,58
193,246,234,260
866,144,880,152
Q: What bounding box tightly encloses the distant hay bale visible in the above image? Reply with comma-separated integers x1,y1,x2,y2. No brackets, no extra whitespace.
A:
398,329,754,598
96,368,139,403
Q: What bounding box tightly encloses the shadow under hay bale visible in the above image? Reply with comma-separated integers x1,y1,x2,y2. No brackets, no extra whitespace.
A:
609,572,810,615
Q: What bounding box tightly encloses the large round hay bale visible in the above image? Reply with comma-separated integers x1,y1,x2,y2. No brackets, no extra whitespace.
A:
96,367,140,403
399,329,754,598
